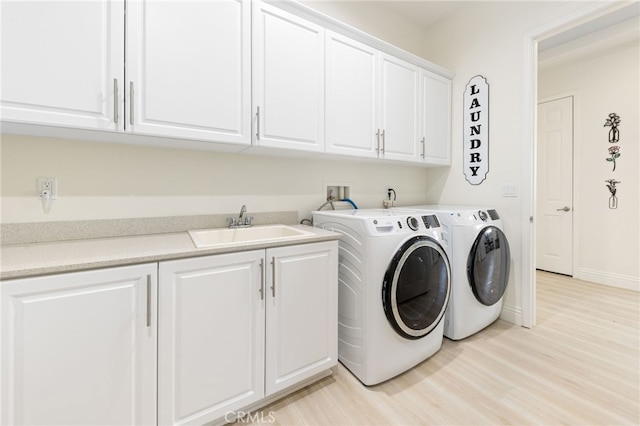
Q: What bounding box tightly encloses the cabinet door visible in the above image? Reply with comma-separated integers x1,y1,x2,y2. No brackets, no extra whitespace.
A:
265,242,338,395
325,31,378,158
378,53,420,162
421,70,452,165
0,264,157,426
0,0,124,131
126,0,251,145
158,251,265,425
253,1,325,152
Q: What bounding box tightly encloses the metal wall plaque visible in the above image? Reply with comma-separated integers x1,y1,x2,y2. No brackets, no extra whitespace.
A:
463,75,489,185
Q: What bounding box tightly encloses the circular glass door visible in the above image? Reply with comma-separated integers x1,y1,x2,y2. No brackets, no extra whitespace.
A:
467,226,511,306
382,236,451,340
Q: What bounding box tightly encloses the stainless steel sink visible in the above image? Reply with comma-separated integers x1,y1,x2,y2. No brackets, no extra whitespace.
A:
188,224,315,249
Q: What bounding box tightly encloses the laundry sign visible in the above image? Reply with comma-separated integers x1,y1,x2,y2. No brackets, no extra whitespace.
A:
463,75,489,185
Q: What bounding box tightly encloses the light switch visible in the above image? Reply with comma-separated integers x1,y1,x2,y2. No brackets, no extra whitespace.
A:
502,184,518,197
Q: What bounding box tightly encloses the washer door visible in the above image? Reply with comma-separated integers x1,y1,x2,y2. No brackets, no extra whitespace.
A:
467,226,511,306
382,236,451,340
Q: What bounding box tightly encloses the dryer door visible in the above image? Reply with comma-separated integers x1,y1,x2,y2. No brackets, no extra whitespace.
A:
382,236,451,340
467,226,511,306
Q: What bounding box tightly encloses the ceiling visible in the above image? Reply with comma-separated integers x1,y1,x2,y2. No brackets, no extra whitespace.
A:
377,0,639,61
375,1,463,29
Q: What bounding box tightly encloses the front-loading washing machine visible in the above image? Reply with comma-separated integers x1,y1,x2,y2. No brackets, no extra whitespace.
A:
395,206,511,340
312,209,451,386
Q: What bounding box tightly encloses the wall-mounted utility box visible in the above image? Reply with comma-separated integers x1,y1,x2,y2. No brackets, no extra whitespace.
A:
324,182,351,201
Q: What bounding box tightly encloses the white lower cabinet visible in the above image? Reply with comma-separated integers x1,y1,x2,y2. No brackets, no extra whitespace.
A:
265,243,338,395
0,241,337,426
0,264,158,426
158,250,265,425
158,241,338,425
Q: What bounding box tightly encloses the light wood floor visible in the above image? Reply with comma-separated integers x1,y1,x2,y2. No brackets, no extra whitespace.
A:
239,271,640,425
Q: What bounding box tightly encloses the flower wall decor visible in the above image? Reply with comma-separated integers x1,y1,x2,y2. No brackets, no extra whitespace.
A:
606,145,620,171
605,179,620,209
603,113,622,209
604,112,620,143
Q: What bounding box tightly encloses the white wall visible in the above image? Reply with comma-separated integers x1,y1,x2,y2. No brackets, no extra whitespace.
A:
539,39,640,290
0,134,438,223
375,0,635,322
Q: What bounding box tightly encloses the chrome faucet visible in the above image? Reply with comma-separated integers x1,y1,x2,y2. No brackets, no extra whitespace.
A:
227,205,253,228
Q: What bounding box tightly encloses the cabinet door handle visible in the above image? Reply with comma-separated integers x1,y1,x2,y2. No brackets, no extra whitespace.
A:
129,82,134,126
259,258,265,300
113,79,119,124
421,137,425,158
146,274,152,328
381,129,386,154
270,257,276,298
256,106,261,140
376,129,380,153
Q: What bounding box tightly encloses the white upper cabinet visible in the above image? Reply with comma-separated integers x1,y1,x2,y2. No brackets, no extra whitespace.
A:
0,0,125,131
252,1,325,152
1,0,451,163
126,0,251,145
420,70,452,165
378,53,421,162
325,31,378,158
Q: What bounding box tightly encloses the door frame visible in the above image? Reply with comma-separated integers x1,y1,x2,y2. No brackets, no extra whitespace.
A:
536,93,579,277
521,1,629,328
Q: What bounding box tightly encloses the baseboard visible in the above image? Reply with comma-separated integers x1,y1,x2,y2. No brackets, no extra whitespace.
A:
575,268,640,292
500,302,522,326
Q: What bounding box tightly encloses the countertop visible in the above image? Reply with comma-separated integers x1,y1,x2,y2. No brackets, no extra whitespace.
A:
0,225,341,280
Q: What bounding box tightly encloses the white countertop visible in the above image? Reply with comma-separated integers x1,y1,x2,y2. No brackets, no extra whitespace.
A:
0,225,341,280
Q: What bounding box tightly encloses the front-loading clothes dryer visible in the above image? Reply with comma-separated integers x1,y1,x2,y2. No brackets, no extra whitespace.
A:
395,206,511,340
312,209,451,386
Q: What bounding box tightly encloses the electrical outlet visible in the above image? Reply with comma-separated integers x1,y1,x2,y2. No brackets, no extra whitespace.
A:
37,177,58,200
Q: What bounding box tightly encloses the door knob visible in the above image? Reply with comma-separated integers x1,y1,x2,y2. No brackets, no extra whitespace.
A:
556,206,571,212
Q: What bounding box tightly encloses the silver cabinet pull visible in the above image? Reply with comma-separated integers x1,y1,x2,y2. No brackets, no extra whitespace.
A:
270,257,276,298
259,258,265,300
421,137,425,158
256,106,261,140
113,79,119,124
146,274,152,328
129,82,134,126
381,129,386,154
556,206,571,212
376,129,380,153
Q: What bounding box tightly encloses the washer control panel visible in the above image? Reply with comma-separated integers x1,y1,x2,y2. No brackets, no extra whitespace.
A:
407,216,420,230
369,214,440,235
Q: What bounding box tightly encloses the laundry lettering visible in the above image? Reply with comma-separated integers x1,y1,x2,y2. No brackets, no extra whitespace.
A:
463,76,489,185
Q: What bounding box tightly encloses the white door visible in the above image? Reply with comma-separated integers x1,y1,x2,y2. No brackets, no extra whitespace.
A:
265,242,338,396
536,96,574,275
378,53,420,162
1,264,157,425
158,251,265,425
325,31,378,158
253,1,325,152
1,0,124,131
420,70,452,165
126,0,251,145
